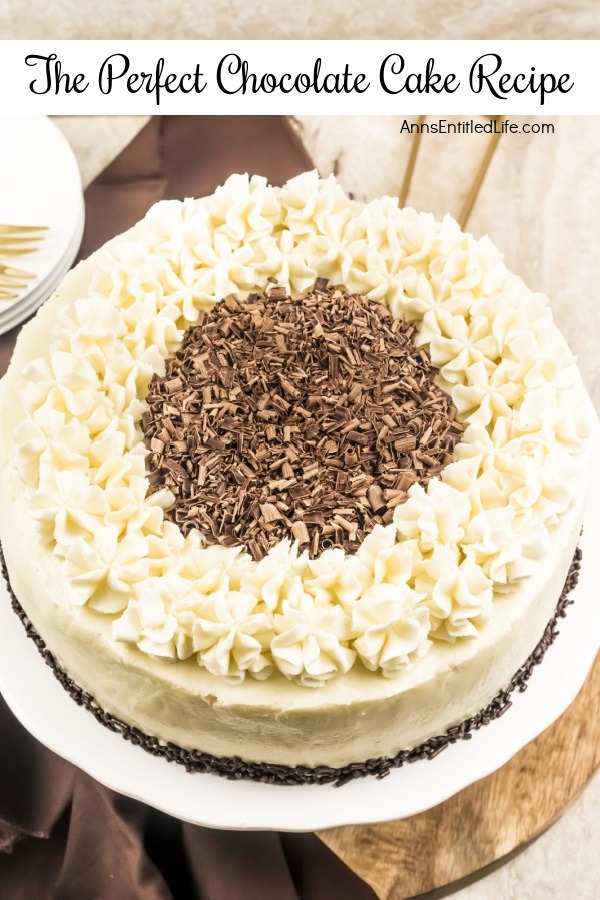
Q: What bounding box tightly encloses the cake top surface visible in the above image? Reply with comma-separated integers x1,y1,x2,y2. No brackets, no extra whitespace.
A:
9,170,589,687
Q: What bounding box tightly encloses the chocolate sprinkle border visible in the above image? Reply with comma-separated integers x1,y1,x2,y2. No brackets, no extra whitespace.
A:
0,545,581,788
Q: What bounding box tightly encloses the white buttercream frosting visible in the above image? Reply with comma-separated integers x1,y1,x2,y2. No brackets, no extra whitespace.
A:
352,583,430,676
272,596,355,688
12,171,588,686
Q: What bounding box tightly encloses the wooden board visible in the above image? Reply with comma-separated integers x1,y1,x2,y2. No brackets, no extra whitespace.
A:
318,654,599,899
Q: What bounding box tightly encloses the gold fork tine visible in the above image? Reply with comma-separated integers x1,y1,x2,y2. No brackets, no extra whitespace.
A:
0,246,42,257
0,224,49,233
0,289,19,300
0,280,27,291
0,235,45,246
0,272,30,284
0,264,36,278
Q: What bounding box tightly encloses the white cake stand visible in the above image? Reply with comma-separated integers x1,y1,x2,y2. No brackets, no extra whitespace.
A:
0,420,598,832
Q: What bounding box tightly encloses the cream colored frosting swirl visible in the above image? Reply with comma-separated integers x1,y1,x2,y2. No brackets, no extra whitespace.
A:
352,584,430,677
13,171,589,686
272,596,355,688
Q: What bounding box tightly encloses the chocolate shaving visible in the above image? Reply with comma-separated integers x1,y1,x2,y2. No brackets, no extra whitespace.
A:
0,544,582,788
142,281,463,560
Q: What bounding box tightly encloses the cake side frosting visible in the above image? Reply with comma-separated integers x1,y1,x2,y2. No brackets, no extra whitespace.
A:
2,172,590,693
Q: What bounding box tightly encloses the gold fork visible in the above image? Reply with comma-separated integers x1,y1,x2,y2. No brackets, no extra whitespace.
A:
0,223,48,257
0,225,46,297
0,261,38,300
0,224,48,235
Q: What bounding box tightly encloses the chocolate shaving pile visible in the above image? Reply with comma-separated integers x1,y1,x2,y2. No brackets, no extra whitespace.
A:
142,279,462,559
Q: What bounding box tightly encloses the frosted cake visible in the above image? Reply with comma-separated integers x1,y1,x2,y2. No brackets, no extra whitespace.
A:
0,172,590,782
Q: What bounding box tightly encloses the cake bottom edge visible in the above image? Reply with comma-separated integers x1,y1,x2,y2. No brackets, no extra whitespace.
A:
0,546,582,788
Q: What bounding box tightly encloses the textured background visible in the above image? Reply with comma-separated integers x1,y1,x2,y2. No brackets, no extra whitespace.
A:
2,1,598,39
49,112,599,899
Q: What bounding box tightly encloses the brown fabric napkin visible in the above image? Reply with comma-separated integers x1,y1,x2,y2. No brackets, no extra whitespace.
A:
0,116,376,900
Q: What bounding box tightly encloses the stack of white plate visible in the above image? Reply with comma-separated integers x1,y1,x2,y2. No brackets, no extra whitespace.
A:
0,117,84,337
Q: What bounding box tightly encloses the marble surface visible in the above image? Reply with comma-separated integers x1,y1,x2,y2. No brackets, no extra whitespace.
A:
458,776,600,899
3,0,598,39
50,114,599,900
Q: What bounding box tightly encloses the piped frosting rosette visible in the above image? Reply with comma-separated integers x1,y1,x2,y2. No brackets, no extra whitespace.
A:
14,171,589,687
